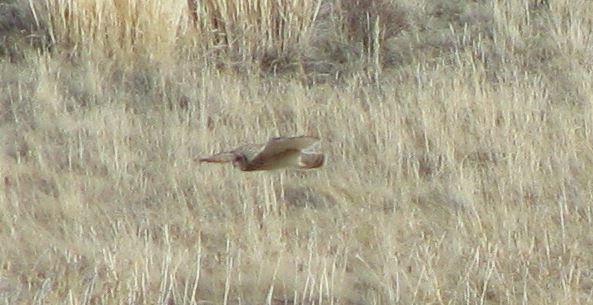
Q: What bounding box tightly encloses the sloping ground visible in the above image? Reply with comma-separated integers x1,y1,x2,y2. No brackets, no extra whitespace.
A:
2,0,593,304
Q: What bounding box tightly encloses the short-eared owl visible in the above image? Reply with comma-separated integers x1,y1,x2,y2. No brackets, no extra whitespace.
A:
197,136,324,171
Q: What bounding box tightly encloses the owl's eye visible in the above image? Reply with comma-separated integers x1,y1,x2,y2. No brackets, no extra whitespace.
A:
231,154,248,170
232,154,247,165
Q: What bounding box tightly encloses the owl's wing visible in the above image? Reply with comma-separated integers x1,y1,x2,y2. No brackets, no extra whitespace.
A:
196,151,236,163
246,136,319,166
261,136,319,156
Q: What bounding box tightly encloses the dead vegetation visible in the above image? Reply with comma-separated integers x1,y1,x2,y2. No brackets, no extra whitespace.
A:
1,0,593,304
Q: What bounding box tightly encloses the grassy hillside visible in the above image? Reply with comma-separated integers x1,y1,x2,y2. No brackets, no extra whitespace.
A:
2,0,593,304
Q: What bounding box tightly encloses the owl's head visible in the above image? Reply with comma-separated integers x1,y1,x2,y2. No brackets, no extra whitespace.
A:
231,153,249,170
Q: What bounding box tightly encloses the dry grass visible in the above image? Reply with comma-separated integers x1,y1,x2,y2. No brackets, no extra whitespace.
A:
2,0,593,304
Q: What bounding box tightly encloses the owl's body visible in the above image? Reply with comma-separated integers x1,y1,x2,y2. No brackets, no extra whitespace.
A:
197,136,324,171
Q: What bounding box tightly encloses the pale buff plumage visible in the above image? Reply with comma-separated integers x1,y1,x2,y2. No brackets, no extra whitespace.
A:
197,136,324,171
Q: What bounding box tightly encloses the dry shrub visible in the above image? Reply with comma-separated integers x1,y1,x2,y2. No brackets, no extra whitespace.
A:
29,0,321,71
186,0,322,74
338,0,409,51
35,0,185,63
0,0,48,61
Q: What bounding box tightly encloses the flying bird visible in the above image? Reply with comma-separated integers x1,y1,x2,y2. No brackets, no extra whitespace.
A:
197,136,324,171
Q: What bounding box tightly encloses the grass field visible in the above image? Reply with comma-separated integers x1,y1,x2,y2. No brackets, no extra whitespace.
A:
2,0,593,304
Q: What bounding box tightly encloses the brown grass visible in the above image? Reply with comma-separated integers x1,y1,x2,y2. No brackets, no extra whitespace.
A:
2,0,593,304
